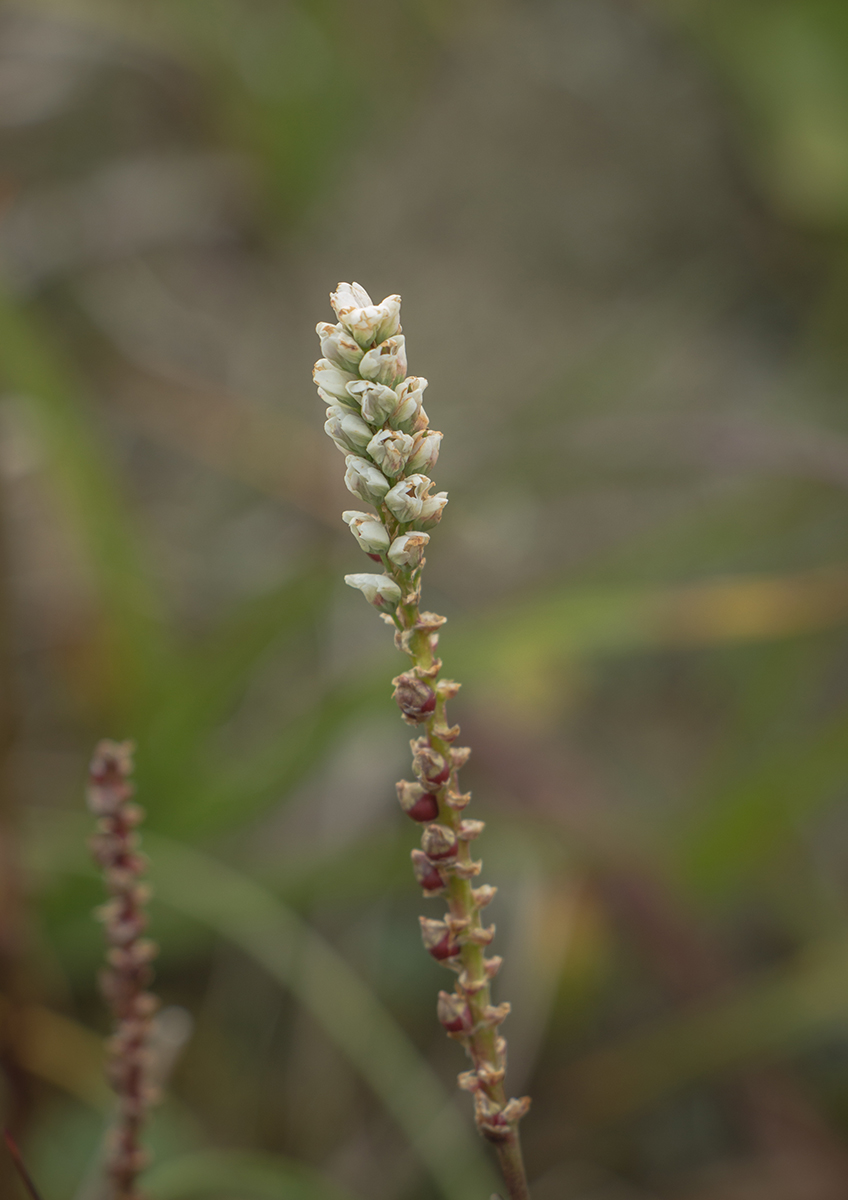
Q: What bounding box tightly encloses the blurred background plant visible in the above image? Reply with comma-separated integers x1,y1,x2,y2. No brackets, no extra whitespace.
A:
6,0,848,1197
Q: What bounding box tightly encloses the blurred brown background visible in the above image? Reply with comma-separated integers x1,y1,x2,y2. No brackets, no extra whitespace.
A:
5,1,848,1198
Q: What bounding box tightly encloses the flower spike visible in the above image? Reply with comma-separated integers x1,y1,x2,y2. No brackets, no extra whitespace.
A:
313,284,531,1200
88,740,159,1200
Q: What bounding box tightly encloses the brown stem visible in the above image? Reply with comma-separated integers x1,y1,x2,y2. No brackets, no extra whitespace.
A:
493,1132,531,1200
0,459,35,1161
88,740,159,1200
386,534,531,1198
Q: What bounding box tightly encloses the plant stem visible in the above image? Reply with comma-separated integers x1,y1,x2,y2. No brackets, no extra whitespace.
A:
0,472,33,1148
314,282,532,1198
388,522,532,1199
88,741,158,1200
494,1133,531,1200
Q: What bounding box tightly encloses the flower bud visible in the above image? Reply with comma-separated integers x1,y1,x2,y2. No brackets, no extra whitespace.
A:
481,1001,511,1028
411,849,446,894
392,672,436,722
344,573,402,608
502,1096,532,1125
390,376,428,432
316,321,364,370
366,429,414,477
385,474,432,523
324,407,373,454
342,511,390,555
88,741,135,815
476,1061,506,1088
407,430,442,475
397,780,439,823
418,490,449,529
313,358,358,403
420,917,460,962
343,455,390,505
347,380,399,426
359,336,407,388
411,738,451,790
330,283,401,348
437,990,473,1035
388,532,429,569
422,823,458,861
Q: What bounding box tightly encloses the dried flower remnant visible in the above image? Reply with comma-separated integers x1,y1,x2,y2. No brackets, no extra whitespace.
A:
88,740,158,1200
313,284,531,1200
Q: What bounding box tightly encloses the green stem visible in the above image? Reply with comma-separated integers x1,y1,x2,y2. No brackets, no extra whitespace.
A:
494,1134,531,1200
389,554,532,1200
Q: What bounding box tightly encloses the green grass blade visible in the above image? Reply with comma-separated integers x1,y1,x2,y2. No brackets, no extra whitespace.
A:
145,835,499,1200
165,678,389,837
677,711,848,891
144,1149,358,1200
0,287,166,713
142,567,335,762
562,929,848,1127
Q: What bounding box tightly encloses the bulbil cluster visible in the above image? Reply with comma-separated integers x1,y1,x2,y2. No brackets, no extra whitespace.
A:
88,740,158,1200
315,282,447,613
315,285,530,1149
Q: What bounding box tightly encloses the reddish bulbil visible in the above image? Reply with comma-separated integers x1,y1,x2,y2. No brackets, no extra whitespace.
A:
437,990,473,1034
408,793,440,822
421,760,450,788
420,917,460,961
421,823,458,861
429,931,459,960
397,780,440,823
392,672,437,722
411,849,445,893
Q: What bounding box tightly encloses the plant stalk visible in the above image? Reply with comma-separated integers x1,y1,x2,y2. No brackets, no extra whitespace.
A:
88,740,159,1200
390,544,531,1199
493,1133,531,1200
313,282,532,1199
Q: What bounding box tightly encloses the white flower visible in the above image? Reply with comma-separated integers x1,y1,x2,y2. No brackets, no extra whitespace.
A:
330,282,402,348
313,358,358,403
385,473,432,523
390,376,428,432
344,572,402,608
344,455,390,505
316,321,364,370
324,407,372,454
407,430,442,474
347,380,399,426
388,531,430,568
342,510,390,555
359,336,408,388
317,387,357,410
366,429,414,477
418,490,449,527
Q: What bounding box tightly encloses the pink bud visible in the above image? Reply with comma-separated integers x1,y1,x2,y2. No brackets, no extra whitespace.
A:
411,738,451,789
420,917,460,961
421,823,458,862
396,781,439,823
411,849,446,894
437,990,473,1034
392,672,437,722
